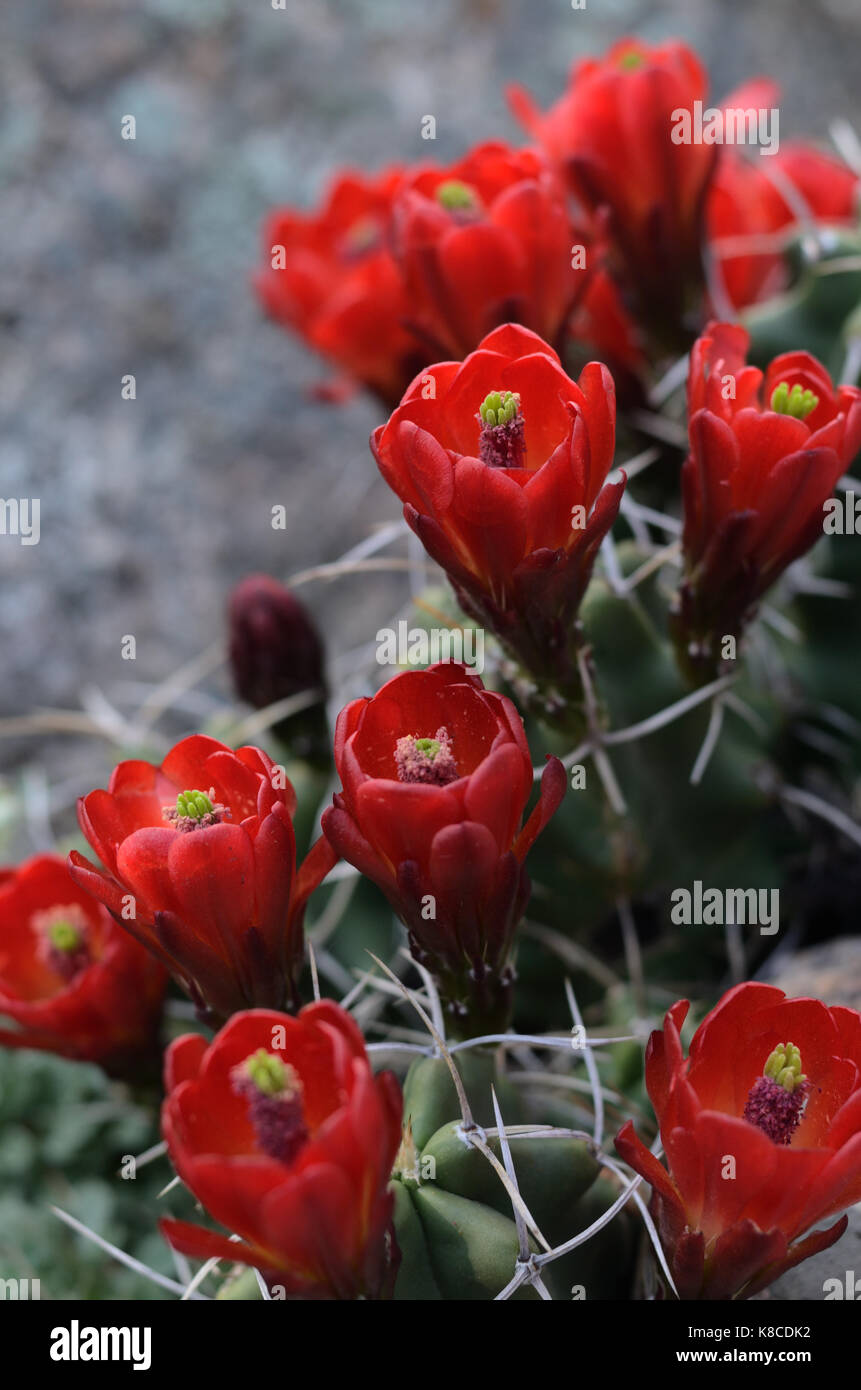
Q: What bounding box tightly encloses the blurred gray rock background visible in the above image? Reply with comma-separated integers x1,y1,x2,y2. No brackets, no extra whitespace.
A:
0,0,859,808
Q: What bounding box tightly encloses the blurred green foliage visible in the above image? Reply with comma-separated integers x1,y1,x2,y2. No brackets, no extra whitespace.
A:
0,1047,175,1300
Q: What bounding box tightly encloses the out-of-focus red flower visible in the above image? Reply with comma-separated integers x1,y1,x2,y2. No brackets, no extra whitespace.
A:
228,574,329,767
672,320,861,681
510,38,716,350
708,143,861,311
390,141,589,360
69,735,335,1022
567,268,649,400
771,143,860,226
321,662,565,1035
160,1002,402,1300
0,854,166,1077
371,323,624,704
616,982,861,1299
255,168,424,407
706,153,789,312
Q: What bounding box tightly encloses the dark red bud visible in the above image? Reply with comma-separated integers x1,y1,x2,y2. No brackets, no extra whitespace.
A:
228,575,327,710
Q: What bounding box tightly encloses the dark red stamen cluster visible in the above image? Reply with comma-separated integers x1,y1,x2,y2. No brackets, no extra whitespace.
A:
231,1061,308,1164
478,413,526,469
743,1076,809,1146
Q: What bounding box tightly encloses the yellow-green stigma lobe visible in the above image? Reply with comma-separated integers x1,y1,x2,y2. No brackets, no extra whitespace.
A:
479,390,520,427
49,920,82,953
763,1041,807,1092
769,381,819,419
478,390,526,468
34,905,92,981
231,1050,308,1163
164,788,228,832
436,179,479,213
244,1049,290,1095
395,726,459,785
618,51,645,70
743,1042,809,1145
415,737,440,758
177,789,214,819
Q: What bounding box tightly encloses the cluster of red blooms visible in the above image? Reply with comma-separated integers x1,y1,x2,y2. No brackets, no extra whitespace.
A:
257,37,859,401
6,804,861,1299
3,34,861,1304
0,666,563,1297
258,35,861,693
368,317,860,697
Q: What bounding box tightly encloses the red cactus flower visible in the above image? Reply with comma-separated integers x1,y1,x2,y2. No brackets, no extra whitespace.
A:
255,167,424,407
390,141,589,361
321,662,565,1036
672,320,861,681
567,268,648,401
371,323,624,712
706,153,789,312
510,38,716,351
69,735,335,1022
708,142,860,311
616,982,861,1300
771,142,860,227
160,1002,402,1300
0,854,166,1077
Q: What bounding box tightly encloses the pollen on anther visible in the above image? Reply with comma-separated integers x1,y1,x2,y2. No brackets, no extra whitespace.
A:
395,727,459,785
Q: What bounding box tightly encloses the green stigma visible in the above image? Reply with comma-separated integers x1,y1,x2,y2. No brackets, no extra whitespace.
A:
436,179,478,212
618,51,645,70
769,381,819,419
48,920,82,953
413,737,441,759
479,389,521,427
175,789,215,820
243,1049,290,1097
763,1042,807,1093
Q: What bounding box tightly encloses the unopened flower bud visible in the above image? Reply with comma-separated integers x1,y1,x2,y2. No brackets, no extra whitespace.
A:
229,575,326,709
228,575,330,765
